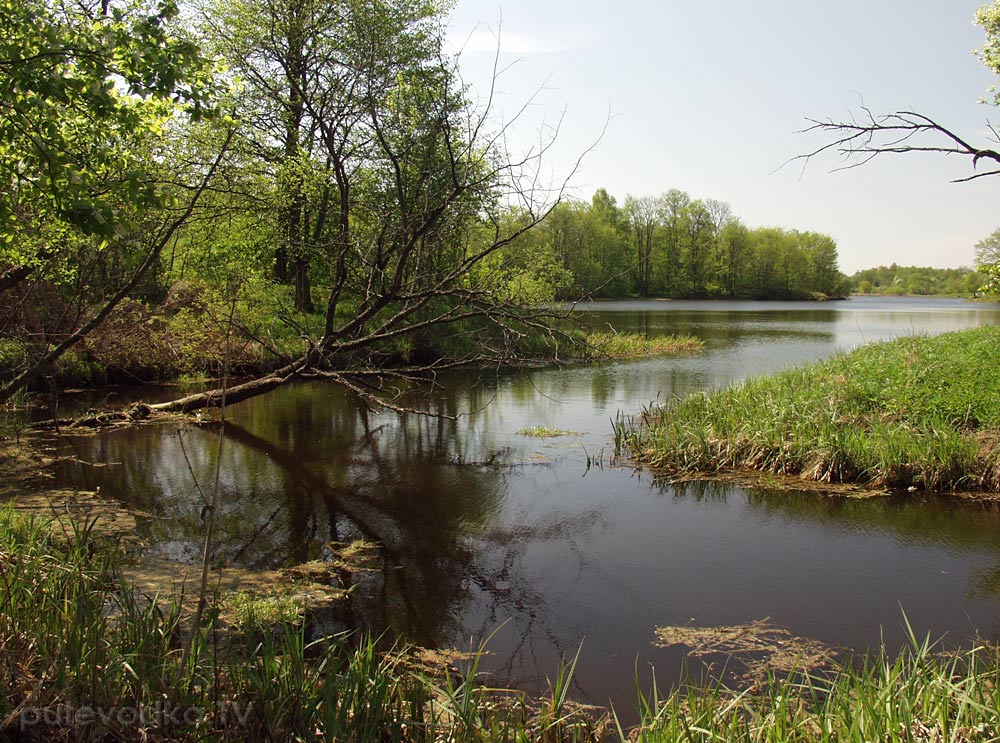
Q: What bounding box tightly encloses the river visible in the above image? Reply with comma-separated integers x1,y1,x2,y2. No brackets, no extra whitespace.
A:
52,295,1000,713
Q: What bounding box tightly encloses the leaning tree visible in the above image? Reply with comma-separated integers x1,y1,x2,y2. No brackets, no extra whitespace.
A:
143,0,582,415
0,0,585,415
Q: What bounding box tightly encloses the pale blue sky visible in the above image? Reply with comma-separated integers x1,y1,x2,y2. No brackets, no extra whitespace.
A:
446,0,999,273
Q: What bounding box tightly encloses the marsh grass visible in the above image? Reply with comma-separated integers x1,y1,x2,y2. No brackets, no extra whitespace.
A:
621,327,1000,491
584,332,703,360
627,626,1000,743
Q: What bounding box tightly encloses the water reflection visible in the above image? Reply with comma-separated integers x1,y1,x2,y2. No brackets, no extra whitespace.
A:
56,382,608,655
52,296,1000,711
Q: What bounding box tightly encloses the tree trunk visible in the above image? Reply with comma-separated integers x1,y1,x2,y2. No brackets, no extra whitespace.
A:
293,258,313,313
150,356,309,413
0,264,34,295
274,247,289,283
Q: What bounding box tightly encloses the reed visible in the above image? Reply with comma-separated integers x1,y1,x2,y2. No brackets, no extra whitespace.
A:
0,507,600,741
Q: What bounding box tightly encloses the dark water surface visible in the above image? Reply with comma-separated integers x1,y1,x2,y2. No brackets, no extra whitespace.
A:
54,296,1000,713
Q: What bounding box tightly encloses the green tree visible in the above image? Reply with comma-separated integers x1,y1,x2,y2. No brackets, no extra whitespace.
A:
718,219,751,296
141,0,574,413
623,194,657,296
975,228,1000,266
681,200,713,296
975,228,1000,294
799,231,843,296
0,0,223,403
653,189,690,296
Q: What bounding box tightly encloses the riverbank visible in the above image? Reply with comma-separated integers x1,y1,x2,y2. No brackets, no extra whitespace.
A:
3,284,701,397
622,326,1000,492
3,500,1000,742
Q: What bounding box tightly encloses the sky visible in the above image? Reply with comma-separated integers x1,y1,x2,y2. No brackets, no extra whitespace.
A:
444,0,1000,273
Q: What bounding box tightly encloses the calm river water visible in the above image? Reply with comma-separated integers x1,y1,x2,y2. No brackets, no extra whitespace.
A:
54,296,1000,712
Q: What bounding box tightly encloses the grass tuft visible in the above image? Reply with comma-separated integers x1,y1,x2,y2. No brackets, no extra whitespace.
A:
630,631,1000,743
584,331,703,360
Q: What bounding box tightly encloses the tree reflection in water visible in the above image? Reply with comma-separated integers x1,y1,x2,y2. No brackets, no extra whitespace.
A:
54,383,606,679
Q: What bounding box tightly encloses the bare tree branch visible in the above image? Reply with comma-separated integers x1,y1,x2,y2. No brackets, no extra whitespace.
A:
793,106,1000,182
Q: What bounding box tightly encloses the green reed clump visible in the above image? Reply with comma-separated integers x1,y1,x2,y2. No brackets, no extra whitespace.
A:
584,332,703,360
622,326,1000,491
0,508,201,739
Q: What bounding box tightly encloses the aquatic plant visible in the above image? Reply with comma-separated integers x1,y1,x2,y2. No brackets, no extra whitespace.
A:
626,623,1000,743
517,426,579,438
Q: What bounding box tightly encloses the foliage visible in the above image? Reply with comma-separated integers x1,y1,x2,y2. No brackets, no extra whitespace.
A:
40,284,270,384
976,0,1000,102
0,0,217,244
0,0,848,409
622,326,1000,491
0,340,25,376
979,262,1000,295
0,0,227,404
974,228,1000,296
848,264,983,296
505,189,848,301
1,0,590,409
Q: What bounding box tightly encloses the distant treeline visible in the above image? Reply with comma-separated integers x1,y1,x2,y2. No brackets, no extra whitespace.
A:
847,264,983,296
503,189,849,301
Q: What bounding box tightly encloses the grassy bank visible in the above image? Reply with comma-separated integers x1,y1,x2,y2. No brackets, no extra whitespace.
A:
2,507,1000,740
621,326,1000,491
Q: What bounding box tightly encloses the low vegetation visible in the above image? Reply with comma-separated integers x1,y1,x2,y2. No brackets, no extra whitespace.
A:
630,633,1000,743
2,506,1000,741
583,332,704,360
18,290,703,391
0,508,602,742
620,327,1000,492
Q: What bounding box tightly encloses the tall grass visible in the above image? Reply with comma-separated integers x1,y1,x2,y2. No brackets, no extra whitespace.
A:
0,507,603,741
621,327,1000,491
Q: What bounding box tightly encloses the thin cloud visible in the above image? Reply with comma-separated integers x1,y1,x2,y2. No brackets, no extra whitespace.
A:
446,26,599,56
